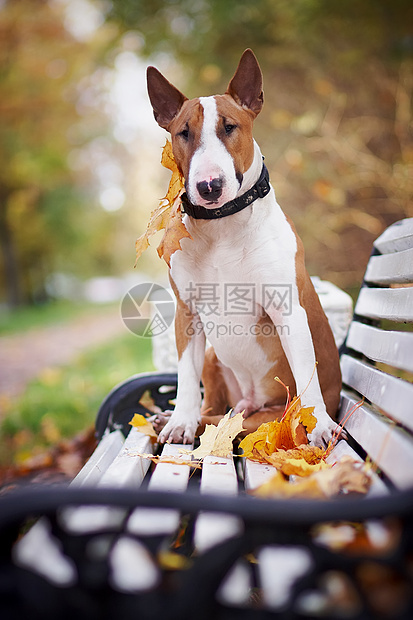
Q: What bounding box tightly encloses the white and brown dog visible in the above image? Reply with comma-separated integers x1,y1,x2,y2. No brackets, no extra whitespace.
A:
147,49,341,446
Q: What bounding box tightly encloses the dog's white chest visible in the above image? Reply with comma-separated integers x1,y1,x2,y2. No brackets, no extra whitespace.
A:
170,198,299,397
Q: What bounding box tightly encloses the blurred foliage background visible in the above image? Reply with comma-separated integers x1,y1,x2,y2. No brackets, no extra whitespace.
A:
1,0,412,310
0,0,412,473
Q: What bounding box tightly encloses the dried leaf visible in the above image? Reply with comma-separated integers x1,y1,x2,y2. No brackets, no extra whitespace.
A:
129,414,158,440
126,451,201,468
267,445,327,477
254,470,323,499
189,411,245,459
158,550,192,570
156,190,192,267
239,397,316,461
314,457,372,497
254,457,371,499
135,140,191,266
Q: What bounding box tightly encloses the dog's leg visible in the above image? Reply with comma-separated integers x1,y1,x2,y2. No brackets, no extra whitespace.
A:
201,347,231,417
265,299,339,447
157,296,206,444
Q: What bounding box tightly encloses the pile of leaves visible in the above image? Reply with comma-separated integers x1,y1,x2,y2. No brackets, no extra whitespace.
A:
130,393,372,499
239,395,371,499
135,140,191,267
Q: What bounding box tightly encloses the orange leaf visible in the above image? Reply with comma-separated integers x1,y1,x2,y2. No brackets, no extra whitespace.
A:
156,191,192,267
266,445,327,477
254,470,323,499
254,458,371,499
134,140,191,266
239,397,317,461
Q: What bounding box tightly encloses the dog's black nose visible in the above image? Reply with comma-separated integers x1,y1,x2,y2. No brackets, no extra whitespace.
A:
197,178,223,201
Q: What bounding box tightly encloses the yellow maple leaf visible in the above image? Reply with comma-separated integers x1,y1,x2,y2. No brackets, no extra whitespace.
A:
189,411,245,459
129,413,158,440
238,393,335,487
267,445,327,477
239,397,316,461
135,140,192,267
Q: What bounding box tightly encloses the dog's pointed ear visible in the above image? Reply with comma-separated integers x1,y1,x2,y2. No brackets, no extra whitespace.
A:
226,49,263,117
147,66,188,130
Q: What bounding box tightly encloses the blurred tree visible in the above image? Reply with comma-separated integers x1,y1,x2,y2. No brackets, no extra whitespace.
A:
0,0,118,307
108,0,413,289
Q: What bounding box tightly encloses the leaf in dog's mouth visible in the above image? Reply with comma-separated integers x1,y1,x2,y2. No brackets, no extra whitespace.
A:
135,140,192,267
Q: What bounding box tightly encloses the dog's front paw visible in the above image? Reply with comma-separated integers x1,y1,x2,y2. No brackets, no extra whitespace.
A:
157,411,199,445
152,410,172,434
308,409,341,448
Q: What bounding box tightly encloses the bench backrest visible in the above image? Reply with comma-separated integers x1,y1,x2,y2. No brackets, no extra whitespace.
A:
339,218,413,490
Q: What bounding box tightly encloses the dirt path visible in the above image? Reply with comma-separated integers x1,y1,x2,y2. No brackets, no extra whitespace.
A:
0,307,125,409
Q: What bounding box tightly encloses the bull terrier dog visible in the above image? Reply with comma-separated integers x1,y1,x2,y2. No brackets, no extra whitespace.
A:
146,49,341,446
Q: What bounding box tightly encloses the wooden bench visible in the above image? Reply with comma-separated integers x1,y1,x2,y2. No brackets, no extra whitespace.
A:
1,218,413,620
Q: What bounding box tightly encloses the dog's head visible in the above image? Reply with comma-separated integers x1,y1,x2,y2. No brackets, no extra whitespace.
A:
147,49,263,209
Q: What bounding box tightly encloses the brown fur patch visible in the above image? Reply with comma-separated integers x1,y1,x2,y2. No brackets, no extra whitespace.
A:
169,274,194,360
214,95,256,177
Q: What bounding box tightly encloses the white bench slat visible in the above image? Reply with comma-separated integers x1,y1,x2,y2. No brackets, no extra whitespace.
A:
64,430,153,533
71,430,124,487
339,391,413,490
355,286,413,322
109,536,160,593
345,322,413,373
127,443,192,536
216,560,252,606
374,218,413,254
99,428,153,488
364,247,413,285
259,546,313,610
243,459,278,490
341,354,413,431
14,518,77,586
194,456,243,552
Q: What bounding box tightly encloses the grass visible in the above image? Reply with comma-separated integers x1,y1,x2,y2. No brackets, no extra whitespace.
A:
0,299,108,336
0,331,154,466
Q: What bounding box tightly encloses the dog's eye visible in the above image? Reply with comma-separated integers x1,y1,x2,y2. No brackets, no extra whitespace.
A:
180,128,189,140
224,124,236,135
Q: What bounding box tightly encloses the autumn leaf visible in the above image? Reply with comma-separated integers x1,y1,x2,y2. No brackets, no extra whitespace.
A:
135,140,192,267
127,451,201,468
254,458,371,499
239,397,316,461
188,411,245,459
158,550,192,570
254,470,323,499
238,381,371,498
156,190,192,267
266,445,327,477
129,414,158,441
